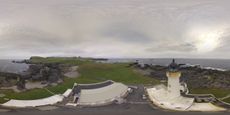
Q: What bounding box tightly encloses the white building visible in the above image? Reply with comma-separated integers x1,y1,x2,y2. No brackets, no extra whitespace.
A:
166,59,182,99
146,59,226,111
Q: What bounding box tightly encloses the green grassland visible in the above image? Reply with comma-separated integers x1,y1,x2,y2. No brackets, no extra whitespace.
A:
0,57,229,104
190,88,230,103
189,88,230,98
29,56,93,65
223,97,230,103
0,57,159,103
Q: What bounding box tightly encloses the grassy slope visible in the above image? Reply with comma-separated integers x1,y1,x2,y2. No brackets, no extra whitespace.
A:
0,57,229,103
77,63,160,84
189,88,230,103
189,88,230,98
47,62,160,94
0,57,159,103
0,89,52,103
223,97,230,103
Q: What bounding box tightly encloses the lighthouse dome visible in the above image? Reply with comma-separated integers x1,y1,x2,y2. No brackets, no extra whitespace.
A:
168,59,179,72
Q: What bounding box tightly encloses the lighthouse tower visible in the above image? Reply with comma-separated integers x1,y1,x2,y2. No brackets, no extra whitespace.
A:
166,59,181,99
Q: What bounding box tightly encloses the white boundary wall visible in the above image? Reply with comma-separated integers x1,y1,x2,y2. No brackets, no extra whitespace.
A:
2,94,64,108
78,83,128,106
63,89,72,97
146,85,226,111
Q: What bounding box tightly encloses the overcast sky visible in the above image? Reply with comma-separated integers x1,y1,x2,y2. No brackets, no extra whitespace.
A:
0,0,230,59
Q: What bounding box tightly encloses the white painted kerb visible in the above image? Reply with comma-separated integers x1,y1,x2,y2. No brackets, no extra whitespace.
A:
63,89,72,97
2,95,64,108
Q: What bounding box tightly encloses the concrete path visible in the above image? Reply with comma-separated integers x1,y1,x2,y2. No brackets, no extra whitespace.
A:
2,95,64,108
220,94,230,100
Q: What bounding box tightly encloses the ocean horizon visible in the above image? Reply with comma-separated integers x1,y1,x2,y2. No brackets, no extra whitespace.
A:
1,58,230,73
106,58,230,70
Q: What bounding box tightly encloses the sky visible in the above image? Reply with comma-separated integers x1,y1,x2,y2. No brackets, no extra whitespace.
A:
0,0,230,59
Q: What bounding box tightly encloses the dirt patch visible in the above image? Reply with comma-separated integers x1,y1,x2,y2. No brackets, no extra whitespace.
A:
64,66,79,78
1,81,47,92
25,82,47,89
0,86,22,92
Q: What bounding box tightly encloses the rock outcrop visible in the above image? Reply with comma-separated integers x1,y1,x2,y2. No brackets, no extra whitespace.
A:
0,63,64,90
132,63,230,89
25,63,63,83
0,72,21,87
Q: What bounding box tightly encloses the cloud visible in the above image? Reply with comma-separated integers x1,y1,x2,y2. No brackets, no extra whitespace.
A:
0,0,230,59
146,43,196,52
101,22,153,44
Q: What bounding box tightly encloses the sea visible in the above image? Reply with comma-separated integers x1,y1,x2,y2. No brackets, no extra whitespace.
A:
0,60,29,74
1,58,230,74
105,58,230,71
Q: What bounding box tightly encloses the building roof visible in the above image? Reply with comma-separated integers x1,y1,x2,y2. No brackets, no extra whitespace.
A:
78,82,128,106
168,59,179,72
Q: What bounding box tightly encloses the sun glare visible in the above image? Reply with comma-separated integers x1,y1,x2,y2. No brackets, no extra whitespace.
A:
194,31,223,53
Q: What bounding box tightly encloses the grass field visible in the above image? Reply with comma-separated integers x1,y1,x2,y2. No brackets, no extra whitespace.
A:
0,88,52,103
189,88,230,103
0,57,160,103
223,97,230,103
0,57,229,104
190,88,230,98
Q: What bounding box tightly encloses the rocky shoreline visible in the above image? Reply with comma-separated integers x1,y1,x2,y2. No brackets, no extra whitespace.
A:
132,62,230,89
0,56,103,91
0,62,70,91
1,58,230,91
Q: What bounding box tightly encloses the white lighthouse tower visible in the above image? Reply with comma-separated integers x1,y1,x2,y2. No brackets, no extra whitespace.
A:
166,59,181,99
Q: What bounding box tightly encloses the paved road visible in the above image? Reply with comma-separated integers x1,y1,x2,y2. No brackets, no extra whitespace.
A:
2,104,229,115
